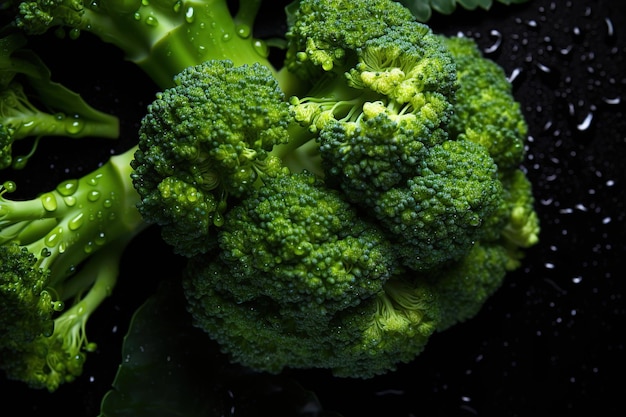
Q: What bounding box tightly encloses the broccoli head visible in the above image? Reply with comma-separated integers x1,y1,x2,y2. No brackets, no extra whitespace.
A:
132,0,540,379
132,60,292,256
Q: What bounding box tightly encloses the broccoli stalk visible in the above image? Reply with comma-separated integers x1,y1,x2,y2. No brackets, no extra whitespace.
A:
0,145,147,390
15,0,287,89
0,33,119,169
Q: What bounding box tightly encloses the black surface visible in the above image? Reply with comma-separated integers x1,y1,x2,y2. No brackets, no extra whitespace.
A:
2,1,625,416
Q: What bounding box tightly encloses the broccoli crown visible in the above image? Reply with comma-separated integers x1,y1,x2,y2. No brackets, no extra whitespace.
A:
132,59,292,257
0,243,59,350
175,0,540,379
217,172,396,313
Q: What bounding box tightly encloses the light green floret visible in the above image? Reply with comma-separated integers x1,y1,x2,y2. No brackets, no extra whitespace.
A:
311,21,457,204
0,147,147,391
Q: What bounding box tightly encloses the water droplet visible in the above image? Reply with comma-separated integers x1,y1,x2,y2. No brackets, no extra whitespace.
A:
87,190,101,202
145,15,158,27
601,96,621,105
1,181,16,194
84,241,94,254
68,213,85,231
235,24,251,39
95,232,106,246
484,30,502,54
103,199,113,208
40,192,58,211
65,116,85,135
57,179,78,196
253,40,269,58
64,196,77,207
576,112,593,131
44,227,63,248
185,6,195,23
87,175,100,186
222,32,232,42
68,28,80,40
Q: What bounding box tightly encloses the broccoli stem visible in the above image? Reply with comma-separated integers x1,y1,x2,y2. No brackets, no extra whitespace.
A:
0,145,145,287
136,0,278,88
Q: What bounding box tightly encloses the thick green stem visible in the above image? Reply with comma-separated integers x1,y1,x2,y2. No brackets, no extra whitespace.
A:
133,0,278,88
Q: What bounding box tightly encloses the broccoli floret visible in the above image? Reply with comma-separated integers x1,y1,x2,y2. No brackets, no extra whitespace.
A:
309,20,458,204
0,146,147,391
131,60,293,256
375,139,504,271
217,172,396,313
14,0,283,89
0,33,119,169
442,35,528,172
284,0,416,79
500,168,540,252
183,174,439,377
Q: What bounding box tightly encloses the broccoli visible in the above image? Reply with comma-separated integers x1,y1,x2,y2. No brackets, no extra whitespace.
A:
0,33,119,169
129,0,540,377
1,0,541,385
0,146,146,391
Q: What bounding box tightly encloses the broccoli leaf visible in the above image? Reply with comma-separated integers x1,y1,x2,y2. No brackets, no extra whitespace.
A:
397,0,529,21
99,278,341,417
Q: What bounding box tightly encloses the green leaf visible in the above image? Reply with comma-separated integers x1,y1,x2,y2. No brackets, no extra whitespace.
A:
99,278,342,417
397,0,530,21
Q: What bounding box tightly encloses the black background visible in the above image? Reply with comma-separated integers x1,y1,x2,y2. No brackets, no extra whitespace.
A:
1,0,625,416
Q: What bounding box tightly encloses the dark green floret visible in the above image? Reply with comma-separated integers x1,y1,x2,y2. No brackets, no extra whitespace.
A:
132,60,293,256
375,139,504,271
